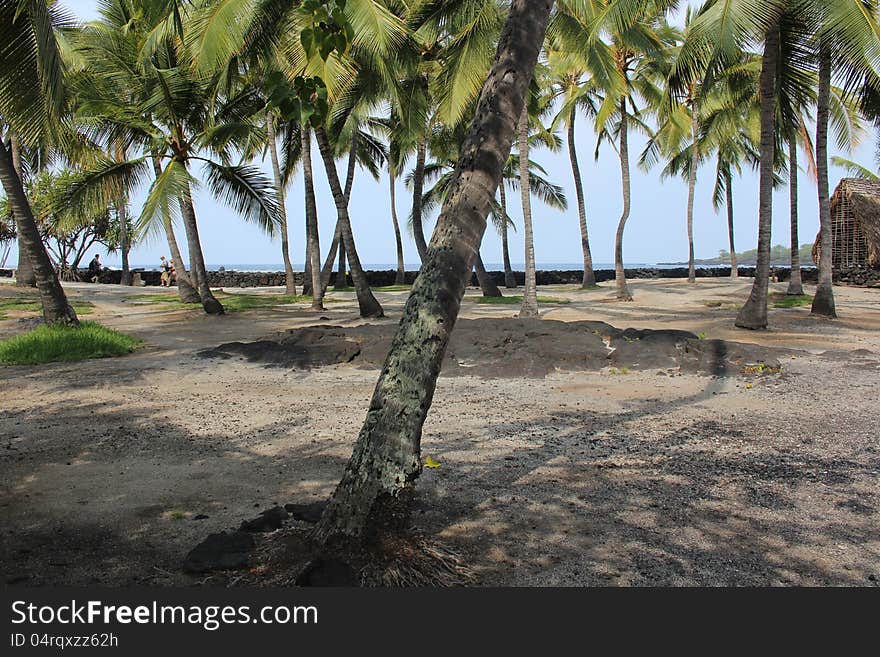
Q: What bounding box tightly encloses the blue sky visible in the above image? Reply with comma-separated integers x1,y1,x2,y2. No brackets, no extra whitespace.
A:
8,1,875,269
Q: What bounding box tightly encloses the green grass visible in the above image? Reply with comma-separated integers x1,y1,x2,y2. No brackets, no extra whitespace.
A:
471,295,571,305
0,297,94,319
126,291,339,312
375,284,411,292
0,321,141,365
771,294,813,308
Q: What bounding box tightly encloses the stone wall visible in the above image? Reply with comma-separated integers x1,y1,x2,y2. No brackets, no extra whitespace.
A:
3,265,875,289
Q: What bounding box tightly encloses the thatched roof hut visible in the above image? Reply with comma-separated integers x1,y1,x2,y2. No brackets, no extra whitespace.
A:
814,178,880,268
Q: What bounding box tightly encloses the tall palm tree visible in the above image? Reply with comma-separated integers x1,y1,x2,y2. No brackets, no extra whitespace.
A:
0,0,78,324
554,0,676,301
677,0,880,328
315,0,554,544
549,57,600,288
265,109,296,295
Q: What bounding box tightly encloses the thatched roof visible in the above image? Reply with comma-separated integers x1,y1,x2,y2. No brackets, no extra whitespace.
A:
818,178,880,268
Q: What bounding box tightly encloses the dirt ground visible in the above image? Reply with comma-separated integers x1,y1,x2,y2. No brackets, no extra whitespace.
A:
1,277,878,586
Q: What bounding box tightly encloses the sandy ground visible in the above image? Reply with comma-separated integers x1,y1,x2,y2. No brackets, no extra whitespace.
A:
1,277,878,586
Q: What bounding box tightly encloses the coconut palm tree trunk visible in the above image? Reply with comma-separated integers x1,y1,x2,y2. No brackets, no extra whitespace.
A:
114,142,132,287
301,126,324,310
518,108,539,317
787,137,804,296
335,239,348,289
475,251,502,297
615,98,633,301
812,45,836,318
178,180,223,315
389,166,406,285
736,24,779,330
266,111,296,295
726,174,738,279
313,0,553,544
150,153,199,303
500,183,517,287
335,136,358,290
410,135,429,262
568,109,595,287
686,112,699,284
0,139,77,324
9,134,35,288
314,127,383,318
320,223,340,294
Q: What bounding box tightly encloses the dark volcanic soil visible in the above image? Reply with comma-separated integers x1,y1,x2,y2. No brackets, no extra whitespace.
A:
200,318,791,378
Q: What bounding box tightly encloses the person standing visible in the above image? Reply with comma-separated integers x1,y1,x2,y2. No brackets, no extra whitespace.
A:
160,256,172,287
88,254,102,283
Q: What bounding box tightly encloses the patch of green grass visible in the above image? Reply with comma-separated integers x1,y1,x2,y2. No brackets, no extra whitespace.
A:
471,295,571,305
0,321,141,365
608,367,631,375
697,332,708,340
771,293,813,308
375,284,411,292
168,510,186,520
126,291,338,312
0,297,94,319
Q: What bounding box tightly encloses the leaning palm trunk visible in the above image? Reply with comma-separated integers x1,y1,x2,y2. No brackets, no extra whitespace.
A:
811,46,836,318
568,109,595,287
150,153,199,303
475,252,502,297
0,139,77,324
499,183,517,287
313,0,554,544
314,127,383,318
787,138,804,296
410,136,429,262
266,112,295,295
686,112,699,284
178,182,223,315
389,167,406,286
518,109,539,317
614,99,633,301
335,242,348,289
736,24,779,330
10,134,35,287
726,177,738,278
320,223,340,295
301,126,324,310
335,136,358,290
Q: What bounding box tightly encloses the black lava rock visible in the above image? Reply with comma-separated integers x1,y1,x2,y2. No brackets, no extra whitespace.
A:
239,506,288,533
183,531,254,573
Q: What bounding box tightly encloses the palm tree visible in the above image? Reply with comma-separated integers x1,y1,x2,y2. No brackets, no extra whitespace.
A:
314,126,384,317
518,107,539,315
315,0,554,545
677,0,880,328
265,109,296,295
554,0,676,301
549,58,600,288
0,0,78,323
